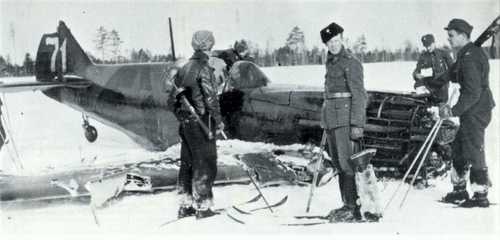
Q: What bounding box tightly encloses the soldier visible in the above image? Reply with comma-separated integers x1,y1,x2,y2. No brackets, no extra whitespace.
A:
413,34,454,105
439,19,495,207
212,40,254,71
319,22,371,222
167,30,224,219
0,98,5,149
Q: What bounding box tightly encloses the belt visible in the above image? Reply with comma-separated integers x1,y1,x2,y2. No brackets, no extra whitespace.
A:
324,92,352,99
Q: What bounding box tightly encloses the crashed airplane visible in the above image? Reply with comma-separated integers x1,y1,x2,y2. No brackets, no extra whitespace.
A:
0,20,462,203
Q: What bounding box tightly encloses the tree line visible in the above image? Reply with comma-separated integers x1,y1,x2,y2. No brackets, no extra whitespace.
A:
2,25,499,77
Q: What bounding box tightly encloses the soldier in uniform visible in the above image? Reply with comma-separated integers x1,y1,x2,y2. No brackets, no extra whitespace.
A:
439,19,495,207
0,98,5,149
413,34,454,105
167,30,224,218
212,40,254,71
320,22,368,222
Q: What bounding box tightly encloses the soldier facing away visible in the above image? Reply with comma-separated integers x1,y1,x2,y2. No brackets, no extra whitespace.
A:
320,22,381,222
413,33,454,105
439,19,495,208
167,30,224,219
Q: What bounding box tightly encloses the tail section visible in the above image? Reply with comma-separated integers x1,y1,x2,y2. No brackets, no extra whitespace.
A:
35,21,92,81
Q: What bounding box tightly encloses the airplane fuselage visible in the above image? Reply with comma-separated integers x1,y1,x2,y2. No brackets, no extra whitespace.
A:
43,63,179,151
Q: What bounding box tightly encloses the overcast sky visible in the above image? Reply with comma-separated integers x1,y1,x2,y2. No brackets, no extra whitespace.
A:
1,0,498,64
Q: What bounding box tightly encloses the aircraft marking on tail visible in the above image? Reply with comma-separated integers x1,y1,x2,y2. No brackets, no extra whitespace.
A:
45,37,67,73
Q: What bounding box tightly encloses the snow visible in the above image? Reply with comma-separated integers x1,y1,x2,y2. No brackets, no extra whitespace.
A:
1,60,499,239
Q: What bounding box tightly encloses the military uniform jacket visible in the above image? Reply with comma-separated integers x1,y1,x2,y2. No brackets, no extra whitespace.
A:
412,48,454,88
451,42,495,117
212,49,243,70
212,49,255,71
167,50,222,125
321,48,367,129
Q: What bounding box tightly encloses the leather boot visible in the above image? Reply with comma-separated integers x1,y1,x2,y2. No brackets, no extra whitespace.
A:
328,173,361,222
459,191,489,208
442,167,469,203
442,185,469,204
177,206,196,218
195,208,219,219
461,168,490,207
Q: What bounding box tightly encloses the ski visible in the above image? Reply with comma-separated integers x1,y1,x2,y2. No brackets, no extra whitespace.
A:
226,213,329,226
293,215,328,219
223,195,290,224
159,193,270,227
282,221,329,226
436,199,497,206
280,214,329,226
231,195,289,214
226,213,246,224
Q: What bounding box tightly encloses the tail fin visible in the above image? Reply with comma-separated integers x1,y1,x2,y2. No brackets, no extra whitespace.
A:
35,21,92,81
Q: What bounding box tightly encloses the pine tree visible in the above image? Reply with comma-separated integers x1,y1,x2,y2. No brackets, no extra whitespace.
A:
94,26,108,61
108,29,123,63
23,53,34,75
353,35,367,62
285,26,306,65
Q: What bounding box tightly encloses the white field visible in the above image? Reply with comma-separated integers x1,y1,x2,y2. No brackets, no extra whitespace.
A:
0,61,499,239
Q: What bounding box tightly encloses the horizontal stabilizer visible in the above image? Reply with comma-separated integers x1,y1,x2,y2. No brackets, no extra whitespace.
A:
0,78,90,93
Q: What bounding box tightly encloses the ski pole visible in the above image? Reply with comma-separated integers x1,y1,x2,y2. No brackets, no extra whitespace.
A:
399,119,443,208
221,131,274,213
383,119,441,211
246,169,274,213
305,130,327,213
395,87,459,209
90,203,100,226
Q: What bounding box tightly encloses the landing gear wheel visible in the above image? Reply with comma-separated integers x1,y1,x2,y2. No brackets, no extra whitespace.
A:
82,114,98,143
84,125,98,143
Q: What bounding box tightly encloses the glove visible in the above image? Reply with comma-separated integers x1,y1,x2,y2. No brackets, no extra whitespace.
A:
216,122,225,138
350,127,364,140
415,86,430,95
439,104,453,119
414,73,424,80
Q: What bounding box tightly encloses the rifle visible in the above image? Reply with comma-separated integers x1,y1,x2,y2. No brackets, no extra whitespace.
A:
474,15,500,47
167,17,213,140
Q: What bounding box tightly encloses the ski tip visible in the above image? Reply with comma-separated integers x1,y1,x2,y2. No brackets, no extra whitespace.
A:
232,206,252,215
226,213,246,224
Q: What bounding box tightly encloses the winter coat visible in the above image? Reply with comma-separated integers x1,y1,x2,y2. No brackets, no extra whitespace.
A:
413,48,454,103
451,42,495,117
321,48,367,129
212,49,253,71
167,50,222,125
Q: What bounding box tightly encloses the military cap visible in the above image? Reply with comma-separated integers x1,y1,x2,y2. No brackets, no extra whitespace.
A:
320,22,344,44
191,30,215,51
421,34,435,47
444,18,473,36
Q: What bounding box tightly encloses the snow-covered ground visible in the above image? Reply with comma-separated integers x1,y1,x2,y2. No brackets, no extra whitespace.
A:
1,61,499,239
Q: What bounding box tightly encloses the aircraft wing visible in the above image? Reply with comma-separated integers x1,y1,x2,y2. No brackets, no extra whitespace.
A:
0,78,91,93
